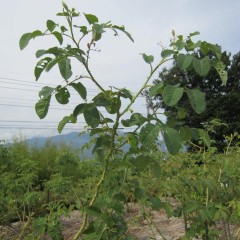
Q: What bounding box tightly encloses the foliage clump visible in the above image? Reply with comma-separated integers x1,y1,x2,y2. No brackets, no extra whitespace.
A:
147,50,240,152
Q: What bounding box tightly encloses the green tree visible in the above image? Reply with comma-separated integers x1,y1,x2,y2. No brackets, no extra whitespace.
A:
148,50,240,151
20,3,228,239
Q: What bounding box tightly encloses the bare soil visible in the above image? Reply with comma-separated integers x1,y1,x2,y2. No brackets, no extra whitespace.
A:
0,204,185,240
0,203,238,240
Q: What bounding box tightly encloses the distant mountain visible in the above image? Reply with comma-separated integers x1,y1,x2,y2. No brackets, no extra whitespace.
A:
26,132,92,159
25,131,167,159
26,132,90,148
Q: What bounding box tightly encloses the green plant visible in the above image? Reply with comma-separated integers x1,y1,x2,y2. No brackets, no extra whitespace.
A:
146,48,240,152
19,2,228,239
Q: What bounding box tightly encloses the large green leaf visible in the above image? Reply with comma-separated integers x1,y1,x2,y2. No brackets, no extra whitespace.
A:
19,33,32,50
58,58,72,80
32,30,43,38
139,123,160,145
45,56,66,72
185,39,201,52
55,87,70,104
70,82,87,100
46,46,65,56
84,104,100,128
35,96,51,119
162,85,184,106
189,31,200,37
149,83,164,97
208,43,222,60
39,86,55,98
34,57,52,80
142,54,154,64
176,54,193,70
163,127,181,155
111,25,134,42
47,20,57,32
58,116,69,133
60,26,68,33
180,125,192,141
93,92,120,114
58,113,77,134
193,56,211,77
175,39,185,51
73,103,86,117
69,113,77,123
93,92,112,107
212,60,228,86
122,113,147,127
84,13,98,24
198,129,211,148
161,49,175,58
187,88,206,114
36,49,47,58
119,89,133,100
19,30,42,50
92,23,104,41
105,97,121,114
52,31,63,45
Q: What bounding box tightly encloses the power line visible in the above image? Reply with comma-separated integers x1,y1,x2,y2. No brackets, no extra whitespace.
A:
0,126,83,130
0,84,98,95
0,97,34,102
0,120,84,123
0,76,145,96
0,103,71,111
0,100,147,111
0,77,59,87
0,125,138,131
0,103,146,114
0,97,87,106
0,85,38,92
0,100,84,108
0,79,45,88
0,77,98,92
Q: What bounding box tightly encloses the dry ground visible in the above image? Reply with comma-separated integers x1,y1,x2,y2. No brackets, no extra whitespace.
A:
0,203,238,240
0,205,185,240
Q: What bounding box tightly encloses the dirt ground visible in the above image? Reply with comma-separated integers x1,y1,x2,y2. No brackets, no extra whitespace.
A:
0,201,187,240
0,203,238,240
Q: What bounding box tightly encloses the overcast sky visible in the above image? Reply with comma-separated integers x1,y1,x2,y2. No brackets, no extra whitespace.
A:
1,0,240,141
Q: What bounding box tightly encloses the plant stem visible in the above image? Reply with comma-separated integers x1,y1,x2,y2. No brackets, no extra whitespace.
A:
66,14,79,48
73,101,121,240
83,63,108,95
120,58,170,117
64,9,107,96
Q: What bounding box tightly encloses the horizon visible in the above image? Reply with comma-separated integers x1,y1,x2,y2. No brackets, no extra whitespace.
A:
1,0,240,140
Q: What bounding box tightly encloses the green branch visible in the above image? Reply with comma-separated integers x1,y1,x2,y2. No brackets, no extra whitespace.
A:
120,58,171,117
73,97,121,239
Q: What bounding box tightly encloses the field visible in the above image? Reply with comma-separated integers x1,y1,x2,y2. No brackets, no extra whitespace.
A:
1,139,240,239
8,2,239,239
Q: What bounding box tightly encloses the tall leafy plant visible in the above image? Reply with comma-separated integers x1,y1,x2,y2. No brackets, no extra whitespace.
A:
20,2,227,239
